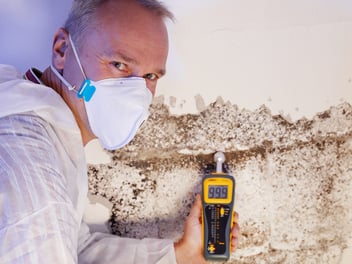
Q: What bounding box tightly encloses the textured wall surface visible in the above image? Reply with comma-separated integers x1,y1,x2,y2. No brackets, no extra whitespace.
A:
87,100,352,263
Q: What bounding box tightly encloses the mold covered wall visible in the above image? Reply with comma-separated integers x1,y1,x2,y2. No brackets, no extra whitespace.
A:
87,100,352,263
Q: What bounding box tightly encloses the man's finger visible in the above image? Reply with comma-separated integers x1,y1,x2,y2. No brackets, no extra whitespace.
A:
233,211,239,223
231,236,239,251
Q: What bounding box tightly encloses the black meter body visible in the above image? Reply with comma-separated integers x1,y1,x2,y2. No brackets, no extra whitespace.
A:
202,172,235,261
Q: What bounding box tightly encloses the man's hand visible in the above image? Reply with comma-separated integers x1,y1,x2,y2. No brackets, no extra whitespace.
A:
174,194,240,264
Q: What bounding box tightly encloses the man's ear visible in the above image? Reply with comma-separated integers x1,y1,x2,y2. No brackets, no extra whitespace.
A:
52,28,70,71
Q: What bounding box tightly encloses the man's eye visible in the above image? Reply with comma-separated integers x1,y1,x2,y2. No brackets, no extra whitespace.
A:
112,61,127,71
143,73,158,81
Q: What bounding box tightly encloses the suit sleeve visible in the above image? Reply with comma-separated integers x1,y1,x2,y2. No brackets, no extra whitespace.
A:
78,221,177,264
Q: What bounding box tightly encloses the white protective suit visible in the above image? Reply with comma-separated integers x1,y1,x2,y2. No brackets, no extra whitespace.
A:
0,64,177,264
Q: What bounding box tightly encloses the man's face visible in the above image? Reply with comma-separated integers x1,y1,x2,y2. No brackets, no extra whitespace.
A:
65,0,169,97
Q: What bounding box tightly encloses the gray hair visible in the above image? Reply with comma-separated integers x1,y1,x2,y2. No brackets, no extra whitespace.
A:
64,0,174,47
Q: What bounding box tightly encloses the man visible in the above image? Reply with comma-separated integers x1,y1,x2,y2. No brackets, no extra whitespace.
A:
0,0,239,263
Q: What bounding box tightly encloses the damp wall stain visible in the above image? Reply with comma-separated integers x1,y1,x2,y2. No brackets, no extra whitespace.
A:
87,100,352,264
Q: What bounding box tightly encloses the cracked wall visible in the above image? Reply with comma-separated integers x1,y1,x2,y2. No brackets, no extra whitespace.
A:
87,100,352,263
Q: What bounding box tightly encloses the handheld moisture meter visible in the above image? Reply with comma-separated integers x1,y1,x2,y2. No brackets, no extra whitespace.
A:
202,151,235,261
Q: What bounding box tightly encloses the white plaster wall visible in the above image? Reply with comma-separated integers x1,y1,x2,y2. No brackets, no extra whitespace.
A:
160,0,352,121
1,0,352,262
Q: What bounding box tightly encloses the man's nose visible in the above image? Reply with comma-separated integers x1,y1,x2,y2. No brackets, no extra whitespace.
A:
146,83,156,96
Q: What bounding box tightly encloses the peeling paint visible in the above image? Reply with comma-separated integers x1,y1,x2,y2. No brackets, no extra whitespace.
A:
195,94,206,112
88,100,352,263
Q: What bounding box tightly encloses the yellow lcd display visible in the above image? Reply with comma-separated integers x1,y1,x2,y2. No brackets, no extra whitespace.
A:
203,176,234,204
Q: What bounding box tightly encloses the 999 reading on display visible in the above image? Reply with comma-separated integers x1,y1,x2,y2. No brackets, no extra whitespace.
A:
208,185,228,199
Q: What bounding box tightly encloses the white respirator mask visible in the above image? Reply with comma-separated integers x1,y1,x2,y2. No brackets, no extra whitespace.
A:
51,34,152,150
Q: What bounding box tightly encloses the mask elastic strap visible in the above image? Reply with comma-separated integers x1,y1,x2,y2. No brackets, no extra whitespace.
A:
50,65,77,92
67,34,96,102
50,64,96,101
68,34,87,80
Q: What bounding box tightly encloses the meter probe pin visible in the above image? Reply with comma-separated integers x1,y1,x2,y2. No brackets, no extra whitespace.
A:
214,151,226,173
